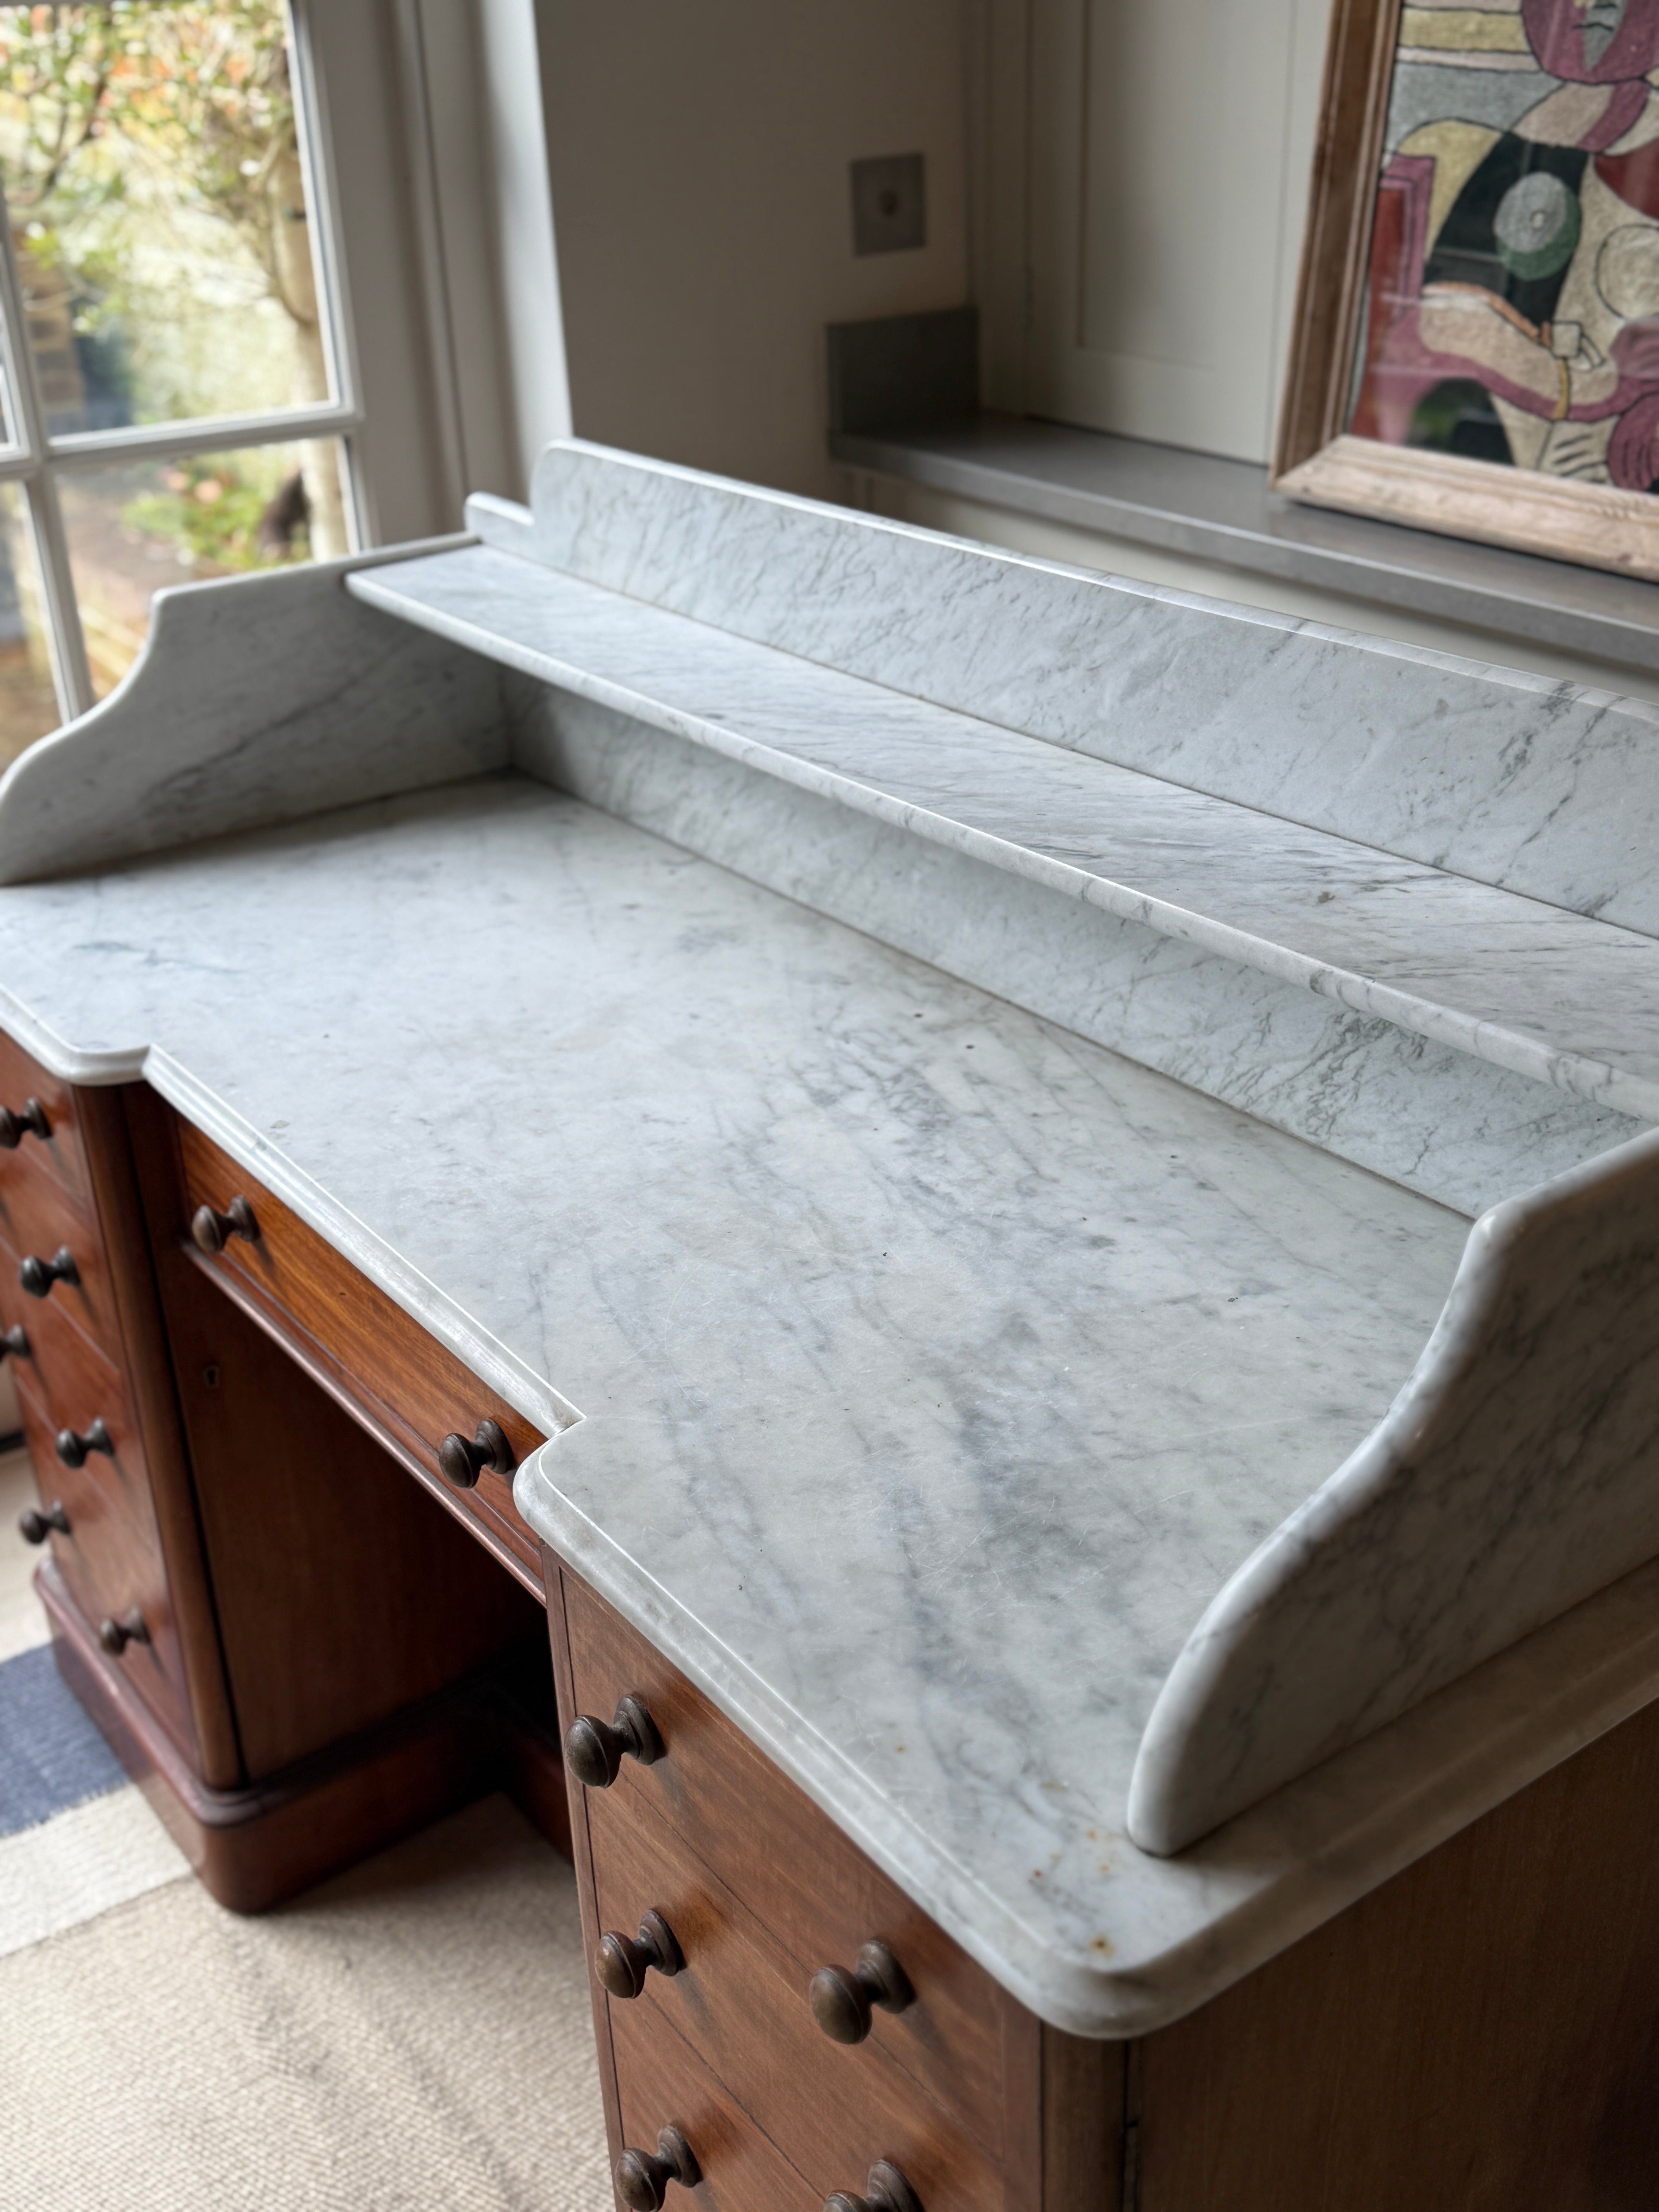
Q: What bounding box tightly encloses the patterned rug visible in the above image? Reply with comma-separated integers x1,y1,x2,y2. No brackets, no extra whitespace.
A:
0,1451,610,2210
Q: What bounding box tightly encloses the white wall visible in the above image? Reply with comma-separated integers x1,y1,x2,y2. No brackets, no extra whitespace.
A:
536,0,969,500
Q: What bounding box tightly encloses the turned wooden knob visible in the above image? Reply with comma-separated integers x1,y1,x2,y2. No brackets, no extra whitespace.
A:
18,1500,69,1544
1,1324,30,1360
597,1908,684,1999
19,1245,77,1298
826,2160,924,2212
615,2126,701,2210
190,1197,258,1254
98,1607,149,1656
0,1098,50,1147
436,1417,515,1489
808,1941,915,2044
55,1418,112,1468
563,1693,665,1788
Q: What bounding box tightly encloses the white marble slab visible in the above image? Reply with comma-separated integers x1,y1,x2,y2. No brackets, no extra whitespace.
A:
0,774,1462,2017
471,443,1659,937
1130,1118,1659,1852
0,542,505,886
0,773,1654,2033
351,543,1659,1130
1,445,1656,2036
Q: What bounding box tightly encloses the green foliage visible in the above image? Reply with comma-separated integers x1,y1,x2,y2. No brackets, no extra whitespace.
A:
0,3,295,251
0,4,309,424
121,453,303,573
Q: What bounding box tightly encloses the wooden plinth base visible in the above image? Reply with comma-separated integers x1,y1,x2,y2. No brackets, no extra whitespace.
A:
39,1560,570,1913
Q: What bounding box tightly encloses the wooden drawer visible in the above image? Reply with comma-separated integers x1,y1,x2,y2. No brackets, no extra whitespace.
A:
174,1120,546,1589
0,1189,121,1362
610,1988,817,2212
0,1030,91,1206
592,1782,1004,2212
0,1255,125,1436
566,1574,1009,2160
16,1367,195,1753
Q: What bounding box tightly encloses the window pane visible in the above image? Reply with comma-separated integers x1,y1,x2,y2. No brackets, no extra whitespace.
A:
60,437,346,697
0,4,335,436
0,481,60,762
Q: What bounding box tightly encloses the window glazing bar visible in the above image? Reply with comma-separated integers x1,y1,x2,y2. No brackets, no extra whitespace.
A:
0,179,93,720
47,405,364,468
288,0,368,547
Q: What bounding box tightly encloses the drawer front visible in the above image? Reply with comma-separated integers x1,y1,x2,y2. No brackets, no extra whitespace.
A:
0,1188,120,1361
592,1783,1003,2212
1,1261,127,1436
175,1120,545,1584
0,1031,91,1206
610,1990,818,2212
15,1369,195,1751
567,1575,1007,2158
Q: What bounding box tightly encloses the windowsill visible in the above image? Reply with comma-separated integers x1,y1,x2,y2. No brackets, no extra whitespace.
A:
828,413,1659,682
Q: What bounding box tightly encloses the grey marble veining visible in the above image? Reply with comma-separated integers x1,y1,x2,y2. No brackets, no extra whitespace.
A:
0,542,505,886
2,445,1657,2036
1130,1121,1659,1852
0,771,1656,2032
516,685,1641,1220
352,541,1659,1133
0,773,1474,2018
469,442,1659,936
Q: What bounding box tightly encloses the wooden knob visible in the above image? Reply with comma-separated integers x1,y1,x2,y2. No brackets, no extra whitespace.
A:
55,1418,112,1469
563,1693,665,1788
436,1418,515,1489
808,1941,916,2044
615,2127,701,2210
19,1245,78,1298
0,1098,50,1148
1,1324,30,1361
190,1197,258,1254
597,1908,684,1999
98,1608,149,1657
18,1501,69,1544
825,2161,924,2212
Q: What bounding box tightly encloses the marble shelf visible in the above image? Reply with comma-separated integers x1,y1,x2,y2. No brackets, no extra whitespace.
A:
350,541,1659,1133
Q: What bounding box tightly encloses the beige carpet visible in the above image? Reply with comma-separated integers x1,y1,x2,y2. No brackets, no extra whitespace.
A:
0,1792,611,2212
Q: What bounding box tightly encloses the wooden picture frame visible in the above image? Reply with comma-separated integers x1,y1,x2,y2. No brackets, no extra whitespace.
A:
1274,0,1659,580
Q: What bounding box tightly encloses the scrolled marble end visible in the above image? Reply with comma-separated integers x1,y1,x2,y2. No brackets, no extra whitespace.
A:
1128,1120,1659,1856
0,538,502,886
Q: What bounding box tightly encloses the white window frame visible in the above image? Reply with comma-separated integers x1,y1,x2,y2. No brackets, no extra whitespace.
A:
0,0,370,723
0,0,572,735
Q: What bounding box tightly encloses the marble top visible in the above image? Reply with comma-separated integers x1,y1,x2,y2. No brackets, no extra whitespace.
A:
0,769,1509,2026
7,444,1659,2033
352,544,1659,1126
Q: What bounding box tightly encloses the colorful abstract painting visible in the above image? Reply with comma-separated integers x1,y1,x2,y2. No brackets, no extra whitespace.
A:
1350,0,1659,493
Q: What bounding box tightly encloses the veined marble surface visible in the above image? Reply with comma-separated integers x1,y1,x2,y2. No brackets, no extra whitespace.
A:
3,445,1657,2033
0,543,503,887
352,542,1659,1128
0,775,1458,2011
0,774,1655,2031
1131,1119,1659,1852
471,443,1659,936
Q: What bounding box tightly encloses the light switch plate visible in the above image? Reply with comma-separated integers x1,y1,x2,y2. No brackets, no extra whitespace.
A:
850,154,926,256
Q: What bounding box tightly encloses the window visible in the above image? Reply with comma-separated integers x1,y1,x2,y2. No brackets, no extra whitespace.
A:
0,0,371,766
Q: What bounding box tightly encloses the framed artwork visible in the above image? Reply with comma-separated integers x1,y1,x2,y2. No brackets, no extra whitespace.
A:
1274,0,1659,579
